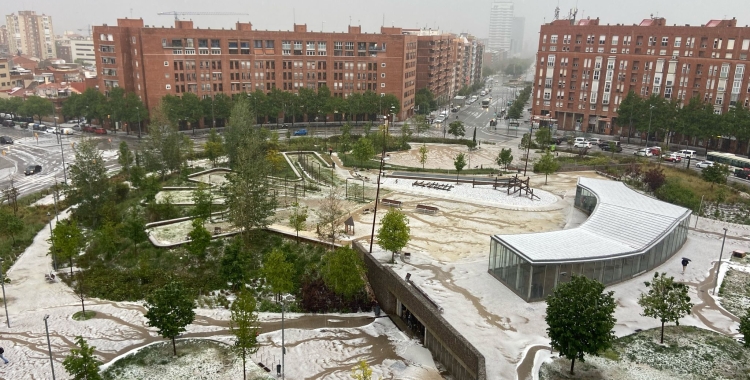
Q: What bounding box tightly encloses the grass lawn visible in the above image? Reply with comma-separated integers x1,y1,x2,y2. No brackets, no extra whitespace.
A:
718,267,750,318
1,190,59,272
540,326,750,380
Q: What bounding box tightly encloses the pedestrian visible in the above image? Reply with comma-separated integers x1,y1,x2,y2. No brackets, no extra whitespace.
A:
681,258,691,274
0,346,8,364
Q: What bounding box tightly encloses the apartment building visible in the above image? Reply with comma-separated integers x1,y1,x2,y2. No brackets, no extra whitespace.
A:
93,18,420,121
0,58,11,90
5,11,56,60
403,29,458,104
488,0,514,54
532,17,750,135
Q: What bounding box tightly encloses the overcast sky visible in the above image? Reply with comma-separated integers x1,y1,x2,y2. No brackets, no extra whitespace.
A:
6,0,750,55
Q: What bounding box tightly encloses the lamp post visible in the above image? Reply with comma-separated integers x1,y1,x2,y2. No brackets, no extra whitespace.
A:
47,212,58,270
712,227,729,295
281,296,287,380
57,121,67,185
645,104,655,147
523,125,533,176
44,315,56,380
369,127,388,253
136,106,142,139
0,258,9,328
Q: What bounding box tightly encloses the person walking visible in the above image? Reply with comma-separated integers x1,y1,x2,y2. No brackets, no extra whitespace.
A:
681,258,692,274
0,346,8,364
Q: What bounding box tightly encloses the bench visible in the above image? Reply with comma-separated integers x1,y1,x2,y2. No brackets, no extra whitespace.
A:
44,272,56,282
381,198,402,208
733,250,747,258
416,204,439,214
214,226,222,235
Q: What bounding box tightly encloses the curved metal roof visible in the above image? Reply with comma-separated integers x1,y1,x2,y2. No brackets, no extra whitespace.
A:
492,177,691,264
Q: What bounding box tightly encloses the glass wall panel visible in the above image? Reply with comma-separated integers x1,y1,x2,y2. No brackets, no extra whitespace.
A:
613,259,623,283
622,256,635,278
518,260,531,298
583,261,596,280
592,260,603,282
530,266,546,299
602,259,615,284
543,264,558,298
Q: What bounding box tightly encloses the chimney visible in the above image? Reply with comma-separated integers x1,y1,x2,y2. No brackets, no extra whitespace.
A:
294,24,307,33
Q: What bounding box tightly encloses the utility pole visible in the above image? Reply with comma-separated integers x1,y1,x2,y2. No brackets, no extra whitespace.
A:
369,127,388,253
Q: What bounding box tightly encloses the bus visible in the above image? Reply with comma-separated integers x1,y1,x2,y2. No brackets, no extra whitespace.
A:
481,99,490,108
706,151,750,171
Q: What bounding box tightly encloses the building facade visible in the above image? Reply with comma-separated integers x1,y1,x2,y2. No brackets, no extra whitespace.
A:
532,17,750,135
5,11,56,60
489,178,691,301
70,39,96,66
403,29,458,105
0,58,11,90
93,19,421,121
488,0,514,54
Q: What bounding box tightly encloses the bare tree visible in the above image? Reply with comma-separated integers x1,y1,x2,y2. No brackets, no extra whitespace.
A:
316,186,346,249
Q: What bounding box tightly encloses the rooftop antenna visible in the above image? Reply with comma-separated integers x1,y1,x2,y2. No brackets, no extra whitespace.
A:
130,8,133,18
382,13,385,27
293,8,296,24
349,16,351,26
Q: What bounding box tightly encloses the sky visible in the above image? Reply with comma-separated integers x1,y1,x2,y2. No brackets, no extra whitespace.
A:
5,0,750,56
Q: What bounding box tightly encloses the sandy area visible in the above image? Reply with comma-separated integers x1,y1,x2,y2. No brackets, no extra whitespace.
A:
387,142,547,172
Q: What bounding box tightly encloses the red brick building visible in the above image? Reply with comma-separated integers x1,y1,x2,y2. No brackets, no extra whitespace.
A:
93,18,419,122
532,17,750,135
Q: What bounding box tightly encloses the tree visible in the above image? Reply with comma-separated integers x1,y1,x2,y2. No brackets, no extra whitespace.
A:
50,219,83,276
399,121,412,149
144,281,196,356
117,141,134,174
67,139,110,227
616,91,644,142
230,291,260,380
72,271,90,320
62,93,86,122
701,163,730,188
535,127,552,150
546,275,617,375
20,95,54,123
638,272,693,344
414,87,437,115
352,137,375,168
413,114,430,137
121,93,148,135
377,208,410,263
533,152,560,185
121,208,148,254
351,359,374,380
180,92,204,131
142,106,192,179
740,309,750,348
224,96,256,168
643,167,666,192
322,247,366,298
496,148,513,171
288,201,308,243
448,121,465,139
262,249,294,301
203,128,225,167
220,238,253,290
453,153,467,183
187,218,212,258
338,123,353,153
190,184,214,222
418,145,428,169
62,336,102,380
316,187,346,248
0,210,24,246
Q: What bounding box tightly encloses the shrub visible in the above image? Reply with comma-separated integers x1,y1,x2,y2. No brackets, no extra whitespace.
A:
643,167,666,192
655,178,701,211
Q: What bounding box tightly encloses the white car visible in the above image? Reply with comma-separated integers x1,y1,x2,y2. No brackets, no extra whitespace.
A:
696,160,714,168
434,116,446,124
573,141,591,148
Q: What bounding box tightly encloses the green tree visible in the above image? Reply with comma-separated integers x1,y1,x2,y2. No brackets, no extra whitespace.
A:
117,141,134,174
262,249,294,301
142,106,192,179
701,163,730,188
316,187,346,248
20,95,55,123
144,281,196,356
288,201,308,243
418,145,428,169
121,208,148,254
496,148,513,171
643,167,666,192
62,336,102,380
338,123,353,153
453,153,467,183
187,218,212,258
352,137,375,167
224,96,256,168
230,291,260,380
638,272,693,343
535,127,552,149
740,309,750,348
50,219,83,276
0,210,24,245
180,92,204,131
377,208,410,263
322,246,366,298
546,275,617,375
533,152,560,185
121,93,148,136
204,128,225,167
105,87,127,131
616,91,644,142
399,121,412,148
414,88,436,115
220,238,253,290
81,88,107,124
413,114,430,137
62,93,86,122
448,121,465,139
67,139,110,228
191,184,214,222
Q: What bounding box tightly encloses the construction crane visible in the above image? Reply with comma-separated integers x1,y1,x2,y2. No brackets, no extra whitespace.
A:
157,11,249,21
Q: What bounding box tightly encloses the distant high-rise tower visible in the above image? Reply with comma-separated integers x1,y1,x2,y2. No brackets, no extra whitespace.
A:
511,17,525,55
5,11,57,59
488,0,514,53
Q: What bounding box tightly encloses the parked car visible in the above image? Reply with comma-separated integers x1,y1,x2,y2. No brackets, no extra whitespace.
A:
662,153,682,162
574,137,586,144
32,123,46,131
588,138,603,145
46,126,59,134
18,122,29,129
634,148,653,157
59,127,74,135
24,164,42,175
72,124,82,131
735,168,750,179
82,125,95,133
695,160,714,168
435,116,446,124
93,127,107,135
2,120,15,127
677,149,697,159
0,136,13,144
293,129,307,136
599,141,622,152
573,141,591,148
648,146,662,156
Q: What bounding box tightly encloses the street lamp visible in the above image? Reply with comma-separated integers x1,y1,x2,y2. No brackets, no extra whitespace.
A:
57,122,68,185
44,315,56,380
136,106,142,139
713,227,729,295
0,258,9,328
645,104,655,147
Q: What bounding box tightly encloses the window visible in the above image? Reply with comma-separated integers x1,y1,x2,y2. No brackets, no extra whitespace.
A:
266,40,274,49
599,35,606,44
381,83,385,87
164,61,169,66
674,37,682,47
661,37,669,47
611,36,619,45
166,84,171,90
381,73,385,78
550,35,558,44
381,63,386,68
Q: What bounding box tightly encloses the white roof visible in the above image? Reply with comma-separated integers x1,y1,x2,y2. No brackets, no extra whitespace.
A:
493,177,691,264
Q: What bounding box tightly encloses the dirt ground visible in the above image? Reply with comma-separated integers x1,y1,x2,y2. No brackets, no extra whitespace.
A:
386,141,549,172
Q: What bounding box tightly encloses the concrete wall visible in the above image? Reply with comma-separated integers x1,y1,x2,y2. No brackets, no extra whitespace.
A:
355,242,486,380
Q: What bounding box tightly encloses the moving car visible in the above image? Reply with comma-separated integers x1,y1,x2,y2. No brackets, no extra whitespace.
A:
2,120,15,127
82,125,95,133
573,141,592,148
677,149,697,159
293,129,308,136
735,168,750,179
588,138,603,145
599,141,622,152
695,160,714,168
0,136,13,144
634,148,653,157
24,164,42,175
93,127,108,135
662,153,682,162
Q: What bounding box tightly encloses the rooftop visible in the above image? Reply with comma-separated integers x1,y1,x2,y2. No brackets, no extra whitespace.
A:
493,177,691,264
